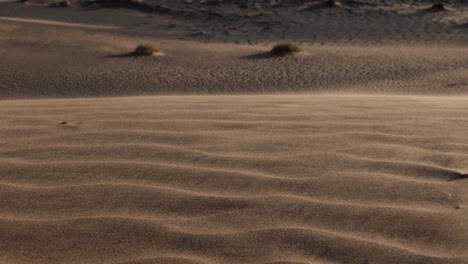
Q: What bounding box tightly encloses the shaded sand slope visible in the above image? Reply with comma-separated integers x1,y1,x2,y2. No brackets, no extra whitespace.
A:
0,1,467,98
1,95,467,264
2,0,467,44
0,17,467,98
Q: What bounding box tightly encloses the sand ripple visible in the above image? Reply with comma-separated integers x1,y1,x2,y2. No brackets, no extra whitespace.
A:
0,95,467,264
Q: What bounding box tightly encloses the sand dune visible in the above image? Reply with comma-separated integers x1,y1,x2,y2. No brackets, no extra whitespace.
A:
1,24,467,97
1,95,467,264
0,0,467,98
1,1,468,263
0,16,118,29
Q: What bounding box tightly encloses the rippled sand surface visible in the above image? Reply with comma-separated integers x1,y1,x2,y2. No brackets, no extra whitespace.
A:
1,1,467,263
1,95,467,264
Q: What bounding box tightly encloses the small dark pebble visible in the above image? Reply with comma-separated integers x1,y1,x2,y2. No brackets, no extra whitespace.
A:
59,121,67,125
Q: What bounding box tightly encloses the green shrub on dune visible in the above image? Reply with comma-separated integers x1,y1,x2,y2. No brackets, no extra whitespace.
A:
430,3,446,11
270,42,300,56
324,0,340,8
49,0,71,7
133,44,157,56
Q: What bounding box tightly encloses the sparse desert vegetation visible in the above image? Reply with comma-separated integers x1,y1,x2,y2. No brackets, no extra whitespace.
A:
270,42,300,56
430,2,446,11
49,0,70,7
133,44,157,56
1,1,468,264
324,0,340,8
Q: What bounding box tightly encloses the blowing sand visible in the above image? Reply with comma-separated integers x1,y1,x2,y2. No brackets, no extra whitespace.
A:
0,0,467,263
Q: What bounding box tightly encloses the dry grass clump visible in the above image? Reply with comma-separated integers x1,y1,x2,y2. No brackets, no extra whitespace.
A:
203,0,223,5
270,42,300,56
133,44,157,56
50,0,70,7
430,2,446,11
324,0,340,8
99,0,141,5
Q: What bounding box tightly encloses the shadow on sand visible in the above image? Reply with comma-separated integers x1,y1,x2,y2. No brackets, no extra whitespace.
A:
414,4,448,15
457,23,468,29
103,53,155,58
242,52,277,60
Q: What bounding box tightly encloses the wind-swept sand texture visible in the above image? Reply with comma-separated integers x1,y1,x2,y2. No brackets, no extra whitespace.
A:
1,95,467,264
1,0,468,263
0,0,467,98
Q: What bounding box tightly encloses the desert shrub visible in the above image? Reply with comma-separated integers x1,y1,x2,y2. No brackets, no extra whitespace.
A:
133,44,157,56
270,42,300,56
97,0,141,5
203,0,223,5
50,0,70,7
324,0,340,7
431,3,445,11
